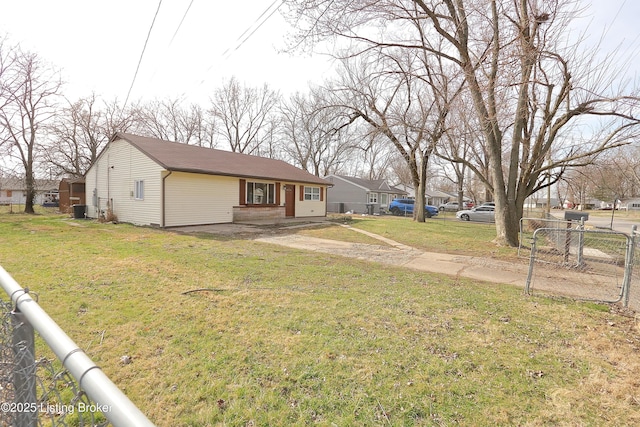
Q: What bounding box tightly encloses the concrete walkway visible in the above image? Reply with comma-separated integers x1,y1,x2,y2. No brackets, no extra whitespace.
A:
255,223,531,287
340,224,530,286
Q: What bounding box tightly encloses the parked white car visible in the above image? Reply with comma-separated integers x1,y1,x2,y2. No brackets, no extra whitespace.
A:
439,201,473,212
456,205,495,222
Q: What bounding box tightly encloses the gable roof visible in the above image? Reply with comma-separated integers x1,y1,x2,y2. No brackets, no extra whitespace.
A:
111,133,330,186
327,175,407,194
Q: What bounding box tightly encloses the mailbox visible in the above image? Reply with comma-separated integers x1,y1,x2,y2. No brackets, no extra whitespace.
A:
564,210,589,221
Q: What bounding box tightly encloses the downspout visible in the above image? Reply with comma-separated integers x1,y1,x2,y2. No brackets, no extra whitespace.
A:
161,171,172,227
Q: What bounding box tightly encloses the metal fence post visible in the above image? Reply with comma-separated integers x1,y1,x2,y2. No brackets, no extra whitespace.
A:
525,229,540,294
622,225,637,308
576,218,585,267
563,220,572,264
11,309,37,427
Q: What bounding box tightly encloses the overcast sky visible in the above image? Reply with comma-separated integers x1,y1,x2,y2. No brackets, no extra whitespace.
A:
0,0,637,106
0,0,334,104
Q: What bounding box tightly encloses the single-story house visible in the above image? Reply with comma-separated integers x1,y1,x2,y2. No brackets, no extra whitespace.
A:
425,189,452,207
377,184,451,207
0,177,58,205
84,133,331,227
324,175,407,214
620,198,640,211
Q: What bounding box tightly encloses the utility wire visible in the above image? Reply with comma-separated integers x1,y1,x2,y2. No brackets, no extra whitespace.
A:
122,0,163,111
169,0,195,47
221,0,283,59
179,0,285,101
146,0,194,100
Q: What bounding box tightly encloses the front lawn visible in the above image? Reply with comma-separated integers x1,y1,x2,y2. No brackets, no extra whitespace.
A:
0,210,638,426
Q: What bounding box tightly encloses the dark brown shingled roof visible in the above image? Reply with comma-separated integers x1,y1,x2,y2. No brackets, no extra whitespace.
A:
115,133,330,186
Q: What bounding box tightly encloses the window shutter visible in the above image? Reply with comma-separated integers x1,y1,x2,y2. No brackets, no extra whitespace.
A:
299,185,304,201
320,187,324,201
239,179,246,205
275,182,281,205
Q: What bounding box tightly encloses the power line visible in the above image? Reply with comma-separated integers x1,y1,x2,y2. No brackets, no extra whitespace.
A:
169,0,195,47
122,0,164,110
221,0,283,60
178,0,286,102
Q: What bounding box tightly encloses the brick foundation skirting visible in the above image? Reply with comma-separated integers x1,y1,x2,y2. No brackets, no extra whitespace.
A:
233,206,286,222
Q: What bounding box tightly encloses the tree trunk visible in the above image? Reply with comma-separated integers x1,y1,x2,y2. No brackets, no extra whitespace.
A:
414,156,429,222
24,166,35,214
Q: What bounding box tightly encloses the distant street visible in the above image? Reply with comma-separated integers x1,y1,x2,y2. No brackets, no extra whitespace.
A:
550,211,640,234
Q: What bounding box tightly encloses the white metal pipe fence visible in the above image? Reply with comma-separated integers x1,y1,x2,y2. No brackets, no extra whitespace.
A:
0,265,155,427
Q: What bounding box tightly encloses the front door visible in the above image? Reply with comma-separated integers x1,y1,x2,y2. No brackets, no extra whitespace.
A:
285,185,295,217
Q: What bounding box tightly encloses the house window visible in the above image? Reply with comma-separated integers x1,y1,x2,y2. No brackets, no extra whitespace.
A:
304,186,321,201
368,192,378,203
134,180,144,200
6,190,12,197
380,193,388,206
247,182,275,204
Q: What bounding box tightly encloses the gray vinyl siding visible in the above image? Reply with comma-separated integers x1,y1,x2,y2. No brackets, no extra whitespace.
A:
325,177,368,213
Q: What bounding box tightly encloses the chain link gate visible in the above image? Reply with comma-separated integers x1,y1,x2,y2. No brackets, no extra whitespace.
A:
525,225,634,305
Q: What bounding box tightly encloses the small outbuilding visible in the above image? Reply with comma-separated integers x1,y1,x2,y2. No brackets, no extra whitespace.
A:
58,178,86,213
84,133,331,227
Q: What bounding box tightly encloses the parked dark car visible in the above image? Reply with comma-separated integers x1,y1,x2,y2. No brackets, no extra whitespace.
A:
389,198,439,218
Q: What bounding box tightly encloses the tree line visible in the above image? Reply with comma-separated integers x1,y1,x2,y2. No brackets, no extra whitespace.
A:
2,0,640,247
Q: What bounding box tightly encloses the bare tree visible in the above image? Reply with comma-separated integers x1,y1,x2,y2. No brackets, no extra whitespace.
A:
358,132,395,181
436,94,495,205
209,77,280,155
46,94,136,177
322,48,459,221
279,89,357,176
283,0,640,246
134,98,214,147
0,43,62,213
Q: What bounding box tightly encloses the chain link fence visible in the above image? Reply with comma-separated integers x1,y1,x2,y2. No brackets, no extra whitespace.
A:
521,216,640,312
1,298,110,427
628,229,640,312
518,217,574,258
1,265,155,427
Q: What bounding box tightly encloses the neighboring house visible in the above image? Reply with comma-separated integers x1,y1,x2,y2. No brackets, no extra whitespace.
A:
324,175,407,214
396,184,416,199
621,198,640,211
524,196,561,209
377,185,450,207
0,178,58,205
441,191,475,205
0,178,24,205
425,189,452,207
84,133,331,227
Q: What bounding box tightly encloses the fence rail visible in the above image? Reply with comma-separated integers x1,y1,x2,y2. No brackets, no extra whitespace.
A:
0,265,155,427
